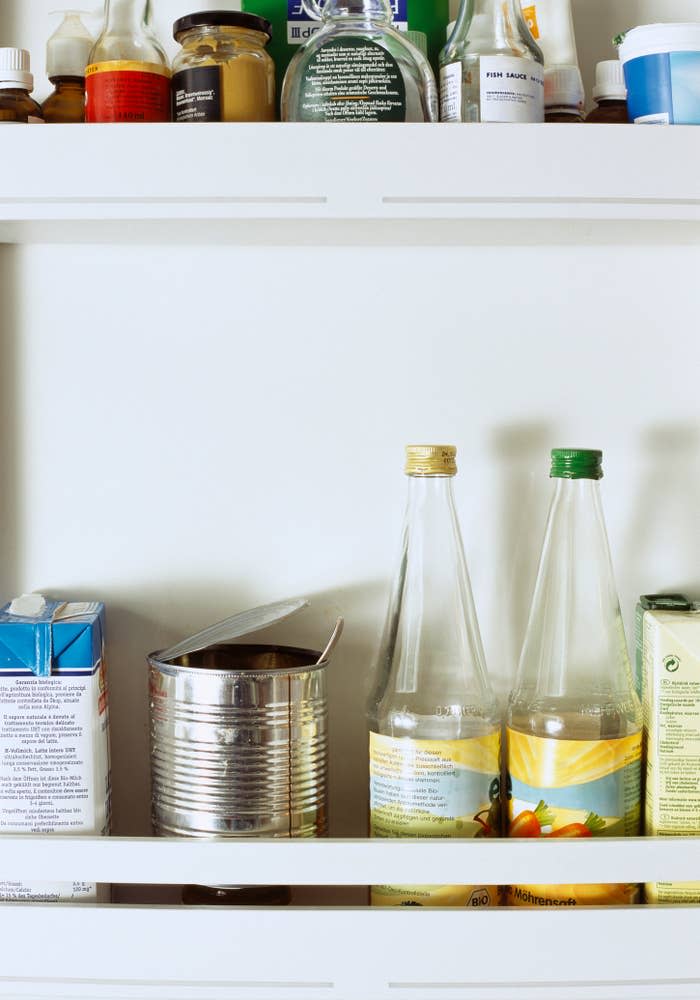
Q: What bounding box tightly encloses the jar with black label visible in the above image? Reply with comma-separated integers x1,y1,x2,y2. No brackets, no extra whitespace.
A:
172,12,276,123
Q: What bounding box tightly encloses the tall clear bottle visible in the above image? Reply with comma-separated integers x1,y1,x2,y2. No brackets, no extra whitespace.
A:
368,445,501,908
440,0,544,122
505,450,642,907
281,0,437,122
86,0,170,122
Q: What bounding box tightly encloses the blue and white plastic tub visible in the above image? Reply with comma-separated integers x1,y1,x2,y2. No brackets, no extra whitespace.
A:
619,23,700,124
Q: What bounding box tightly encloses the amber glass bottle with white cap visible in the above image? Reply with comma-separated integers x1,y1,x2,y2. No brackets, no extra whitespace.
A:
368,445,501,908
0,48,44,123
42,12,94,123
586,60,628,123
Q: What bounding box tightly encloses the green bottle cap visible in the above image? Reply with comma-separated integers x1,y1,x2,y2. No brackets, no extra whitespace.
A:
550,449,603,480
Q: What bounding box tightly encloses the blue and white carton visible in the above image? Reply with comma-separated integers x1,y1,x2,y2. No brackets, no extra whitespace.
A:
0,595,111,902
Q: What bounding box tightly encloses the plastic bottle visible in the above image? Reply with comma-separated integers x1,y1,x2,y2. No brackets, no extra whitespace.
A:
519,0,577,67
586,61,628,123
282,0,437,122
42,11,94,124
368,445,501,908
505,449,642,908
0,49,44,124
519,0,584,121
86,0,171,123
440,1,544,123
544,64,583,122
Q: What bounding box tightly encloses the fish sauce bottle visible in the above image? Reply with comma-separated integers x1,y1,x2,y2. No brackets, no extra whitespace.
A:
505,450,642,907
86,0,170,122
440,0,544,122
368,445,501,907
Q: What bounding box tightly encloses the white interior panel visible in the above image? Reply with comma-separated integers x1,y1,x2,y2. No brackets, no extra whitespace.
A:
1,240,695,835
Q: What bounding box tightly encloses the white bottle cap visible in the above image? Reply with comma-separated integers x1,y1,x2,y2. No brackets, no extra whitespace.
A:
544,64,585,110
0,47,33,90
592,60,627,102
46,11,93,80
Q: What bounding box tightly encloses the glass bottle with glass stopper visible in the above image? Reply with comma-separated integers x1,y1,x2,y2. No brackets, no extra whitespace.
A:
86,0,171,122
505,449,642,907
440,0,544,122
368,445,501,908
281,0,438,122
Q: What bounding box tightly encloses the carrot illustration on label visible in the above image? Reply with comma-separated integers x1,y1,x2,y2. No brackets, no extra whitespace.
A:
546,812,606,838
509,800,554,838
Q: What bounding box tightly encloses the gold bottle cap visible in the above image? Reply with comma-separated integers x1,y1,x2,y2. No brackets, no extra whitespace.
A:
405,445,457,476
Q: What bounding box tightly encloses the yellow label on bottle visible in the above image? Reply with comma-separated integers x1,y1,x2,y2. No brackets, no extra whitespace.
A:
521,4,540,39
505,729,642,906
369,731,500,907
85,61,171,79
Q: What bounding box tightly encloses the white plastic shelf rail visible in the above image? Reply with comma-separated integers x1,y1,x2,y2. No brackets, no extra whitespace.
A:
0,836,699,1000
0,124,698,243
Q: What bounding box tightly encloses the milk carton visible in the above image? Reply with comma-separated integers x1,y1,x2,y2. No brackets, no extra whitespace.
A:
0,595,111,902
637,594,700,904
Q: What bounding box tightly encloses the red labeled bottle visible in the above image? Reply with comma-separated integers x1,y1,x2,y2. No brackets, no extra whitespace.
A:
86,0,171,123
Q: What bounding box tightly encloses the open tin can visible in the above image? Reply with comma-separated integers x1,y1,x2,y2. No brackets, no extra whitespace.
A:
148,603,339,902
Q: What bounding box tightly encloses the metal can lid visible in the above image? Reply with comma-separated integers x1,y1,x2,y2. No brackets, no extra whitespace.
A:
174,11,272,42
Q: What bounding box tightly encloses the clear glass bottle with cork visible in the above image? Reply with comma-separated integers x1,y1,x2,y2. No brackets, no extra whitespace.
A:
586,60,628,123
281,0,438,122
42,11,94,124
368,445,501,908
0,48,44,123
86,0,171,122
440,0,544,122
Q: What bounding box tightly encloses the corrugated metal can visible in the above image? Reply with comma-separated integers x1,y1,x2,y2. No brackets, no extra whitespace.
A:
149,642,329,840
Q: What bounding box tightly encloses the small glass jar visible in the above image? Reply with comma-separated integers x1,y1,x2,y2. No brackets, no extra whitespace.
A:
172,12,276,123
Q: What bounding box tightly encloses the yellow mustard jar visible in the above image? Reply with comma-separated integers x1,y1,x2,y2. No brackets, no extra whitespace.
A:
172,11,275,122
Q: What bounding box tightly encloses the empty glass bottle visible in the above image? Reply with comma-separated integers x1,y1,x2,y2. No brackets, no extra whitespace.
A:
281,0,438,122
368,445,501,908
440,0,544,122
86,0,170,122
505,449,642,907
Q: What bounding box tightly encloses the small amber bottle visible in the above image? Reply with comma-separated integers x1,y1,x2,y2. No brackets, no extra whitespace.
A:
544,66,584,123
0,48,44,123
42,12,94,123
586,60,628,123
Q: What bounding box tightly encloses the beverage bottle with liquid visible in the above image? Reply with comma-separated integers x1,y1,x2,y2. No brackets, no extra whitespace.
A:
86,0,171,122
368,445,501,908
440,0,544,122
505,449,642,907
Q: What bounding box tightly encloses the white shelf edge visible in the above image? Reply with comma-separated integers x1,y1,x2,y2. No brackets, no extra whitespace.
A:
0,835,699,885
0,124,698,239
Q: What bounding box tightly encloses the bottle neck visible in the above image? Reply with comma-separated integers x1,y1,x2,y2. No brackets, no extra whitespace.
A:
50,77,85,87
103,0,149,31
513,476,634,705
323,0,393,22
454,0,526,38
